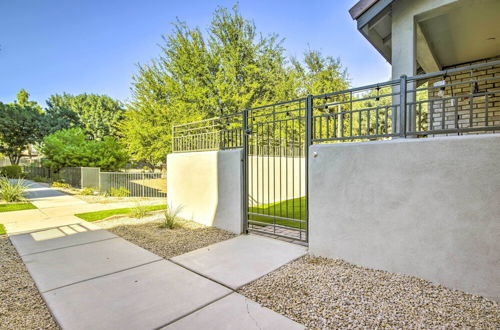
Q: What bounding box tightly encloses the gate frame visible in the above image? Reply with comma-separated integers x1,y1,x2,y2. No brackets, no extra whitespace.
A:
241,95,313,243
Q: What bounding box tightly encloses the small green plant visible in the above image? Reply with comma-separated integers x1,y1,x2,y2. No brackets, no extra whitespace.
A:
129,203,149,218
110,187,131,197
0,177,27,202
52,181,71,189
160,204,183,229
0,165,23,178
79,187,94,196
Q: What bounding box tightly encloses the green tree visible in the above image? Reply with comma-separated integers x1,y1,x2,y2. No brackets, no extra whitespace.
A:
16,89,30,106
0,90,43,164
121,5,351,166
41,97,81,136
40,128,129,171
44,93,124,140
121,5,295,166
291,50,349,96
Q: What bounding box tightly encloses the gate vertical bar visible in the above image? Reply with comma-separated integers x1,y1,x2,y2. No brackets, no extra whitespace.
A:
242,109,249,233
305,95,313,243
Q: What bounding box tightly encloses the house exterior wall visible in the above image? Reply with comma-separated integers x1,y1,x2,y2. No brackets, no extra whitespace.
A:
166,149,243,234
391,0,458,79
308,134,500,301
428,57,500,132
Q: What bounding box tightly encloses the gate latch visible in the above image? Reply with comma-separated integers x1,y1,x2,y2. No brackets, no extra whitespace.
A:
244,129,252,135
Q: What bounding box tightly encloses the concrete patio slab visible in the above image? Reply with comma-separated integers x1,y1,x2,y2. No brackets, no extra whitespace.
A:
43,260,232,330
164,292,304,330
10,227,116,256
171,234,307,289
22,237,162,292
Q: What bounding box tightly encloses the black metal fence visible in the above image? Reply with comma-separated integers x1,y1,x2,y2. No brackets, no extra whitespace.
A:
100,172,166,198
172,60,500,151
22,166,166,198
172,113,243,152
244,99,308,241
23,166,82,188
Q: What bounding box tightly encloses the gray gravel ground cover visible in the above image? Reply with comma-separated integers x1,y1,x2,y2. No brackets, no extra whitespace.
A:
96,214,236,259
239,255,500,329
0,236,58,330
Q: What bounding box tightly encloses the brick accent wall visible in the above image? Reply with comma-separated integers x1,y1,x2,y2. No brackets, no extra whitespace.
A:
427,56,500,134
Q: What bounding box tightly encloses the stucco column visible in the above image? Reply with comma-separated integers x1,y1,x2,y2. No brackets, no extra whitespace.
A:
391,1,417,135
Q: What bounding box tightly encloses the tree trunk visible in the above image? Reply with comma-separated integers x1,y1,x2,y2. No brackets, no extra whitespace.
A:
147,162,155,172
8,153,21,165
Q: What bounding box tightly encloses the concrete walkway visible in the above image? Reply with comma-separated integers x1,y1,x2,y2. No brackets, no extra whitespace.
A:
10,226,306,330
2,181,164,234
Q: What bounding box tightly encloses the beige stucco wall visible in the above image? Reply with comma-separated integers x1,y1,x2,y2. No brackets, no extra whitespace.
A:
247,156,305,206
309,134,500,301
167,149,243,234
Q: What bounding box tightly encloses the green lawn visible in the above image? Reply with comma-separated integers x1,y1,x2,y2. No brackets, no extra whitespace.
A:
0,224,5,235
0,203,37,213
75,204,166,222
249,196,307,229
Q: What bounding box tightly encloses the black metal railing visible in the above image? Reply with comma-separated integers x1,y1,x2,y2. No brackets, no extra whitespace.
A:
405,60,500,137
172,113,243,152
172,60,500,152
311,79,401,142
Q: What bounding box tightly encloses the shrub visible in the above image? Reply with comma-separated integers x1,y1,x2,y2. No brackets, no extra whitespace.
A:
160,204,183,229
129,204,148,218
52,181,71,189
110,187,130,197
0,165,23,178
79,187,95,196
0,177,27,202
40,128,129,171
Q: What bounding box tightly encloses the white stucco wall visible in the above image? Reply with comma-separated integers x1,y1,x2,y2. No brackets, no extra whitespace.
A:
167,149,243,234
309,134,500,301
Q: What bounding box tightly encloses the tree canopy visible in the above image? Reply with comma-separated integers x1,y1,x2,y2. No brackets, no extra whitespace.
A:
0,90,43,164
120,5,350,167
40,128,129,171
44,93,125,139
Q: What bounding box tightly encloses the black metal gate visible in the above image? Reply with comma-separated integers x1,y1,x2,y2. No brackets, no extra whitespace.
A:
242,97,311,243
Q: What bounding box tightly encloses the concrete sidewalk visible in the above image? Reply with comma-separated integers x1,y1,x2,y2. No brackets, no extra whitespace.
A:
2,181,165,234
10,226,306,330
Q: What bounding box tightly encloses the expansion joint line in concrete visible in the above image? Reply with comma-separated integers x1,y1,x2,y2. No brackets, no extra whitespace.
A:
41,259,163,294
18,237,120,257
168,258,236,291
156,258,245,329
152,291,234,330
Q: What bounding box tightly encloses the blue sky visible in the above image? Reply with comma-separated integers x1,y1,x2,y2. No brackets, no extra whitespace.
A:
0,0,391,106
